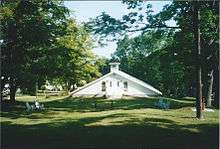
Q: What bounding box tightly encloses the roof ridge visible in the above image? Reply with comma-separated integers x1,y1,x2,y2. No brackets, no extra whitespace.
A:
116,70,162,95
70,70,162,96
70,72,113,95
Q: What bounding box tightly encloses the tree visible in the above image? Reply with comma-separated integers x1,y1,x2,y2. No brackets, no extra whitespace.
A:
94,57,110,75
89,1,219,116
193,1,202,119
51,19,101,91
1,0,69,102
112,31,189,97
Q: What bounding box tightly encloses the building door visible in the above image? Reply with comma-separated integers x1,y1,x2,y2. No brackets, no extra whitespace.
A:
107,79,122,98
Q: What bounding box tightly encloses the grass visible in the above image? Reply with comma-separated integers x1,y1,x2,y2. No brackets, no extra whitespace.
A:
1,95,219,149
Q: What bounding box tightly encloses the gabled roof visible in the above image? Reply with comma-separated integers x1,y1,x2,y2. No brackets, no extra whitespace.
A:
70,70,162,95
70,72,114,95
116,70,162,95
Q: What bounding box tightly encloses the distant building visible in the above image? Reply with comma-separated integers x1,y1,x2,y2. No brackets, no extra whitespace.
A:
71,62,162,98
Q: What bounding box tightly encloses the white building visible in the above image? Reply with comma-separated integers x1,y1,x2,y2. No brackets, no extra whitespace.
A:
71,62,162,98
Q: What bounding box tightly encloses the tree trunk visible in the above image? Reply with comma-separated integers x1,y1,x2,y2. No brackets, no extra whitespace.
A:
0,91,3,102
9,78,17,103
213,85,219,107
10,85,17,103
213,67,219,107
193,1,203,119
205,70,214,107
0,79,5,102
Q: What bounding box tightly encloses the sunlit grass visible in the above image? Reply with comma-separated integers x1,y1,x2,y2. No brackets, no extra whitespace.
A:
15,95,68,102
1,95,219,149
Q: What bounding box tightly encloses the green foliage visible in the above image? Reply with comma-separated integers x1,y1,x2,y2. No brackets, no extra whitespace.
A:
112,31,189,97
1,1,101,97
49,19,101,90
159,1,219,100
1,0,69,96
94,57,110,75
90,1,219,98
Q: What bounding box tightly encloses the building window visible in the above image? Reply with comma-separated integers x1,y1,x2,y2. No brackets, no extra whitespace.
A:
110,81,112,87
124,82,128,91
117,81,120,87
102,81,106,91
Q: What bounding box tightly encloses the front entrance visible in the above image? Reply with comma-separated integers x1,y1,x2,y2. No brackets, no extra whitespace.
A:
106,79,123,98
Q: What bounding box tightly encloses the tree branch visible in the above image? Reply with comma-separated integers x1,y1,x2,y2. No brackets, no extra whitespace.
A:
207,27,219,46
127,25,180,32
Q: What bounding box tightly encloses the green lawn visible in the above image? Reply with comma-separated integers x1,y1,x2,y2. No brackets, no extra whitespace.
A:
1,96,219,149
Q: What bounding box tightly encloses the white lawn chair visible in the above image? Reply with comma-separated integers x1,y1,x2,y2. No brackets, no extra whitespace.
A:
166,101,170,109
35,101,40,109
154,99,163,108
161,102,166,109
35,101,45,110
26,102,33,112
158,99,163,107
39,103,45,110
31,105,35,110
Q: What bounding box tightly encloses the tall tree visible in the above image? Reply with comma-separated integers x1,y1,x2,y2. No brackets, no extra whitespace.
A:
112,31,189,97
193,1,202,119
1,0,69,102
1,0,102,100
51,19,101,91
89,1,219,114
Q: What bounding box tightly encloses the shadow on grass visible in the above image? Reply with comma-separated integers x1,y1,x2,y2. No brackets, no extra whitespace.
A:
44,96,194,112
1,114,219,149
1,95,219,149
1,96,194,120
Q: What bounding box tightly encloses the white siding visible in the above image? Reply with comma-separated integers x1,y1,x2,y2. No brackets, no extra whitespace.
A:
111,74,156,97
74,78,107,96
73,73,157,98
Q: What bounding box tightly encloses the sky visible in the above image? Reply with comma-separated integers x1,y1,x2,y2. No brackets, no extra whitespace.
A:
64,1,173,58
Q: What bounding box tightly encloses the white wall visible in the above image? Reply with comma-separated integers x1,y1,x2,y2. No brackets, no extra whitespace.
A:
73,73,157,97
112,74,156,97
73,76,109,96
